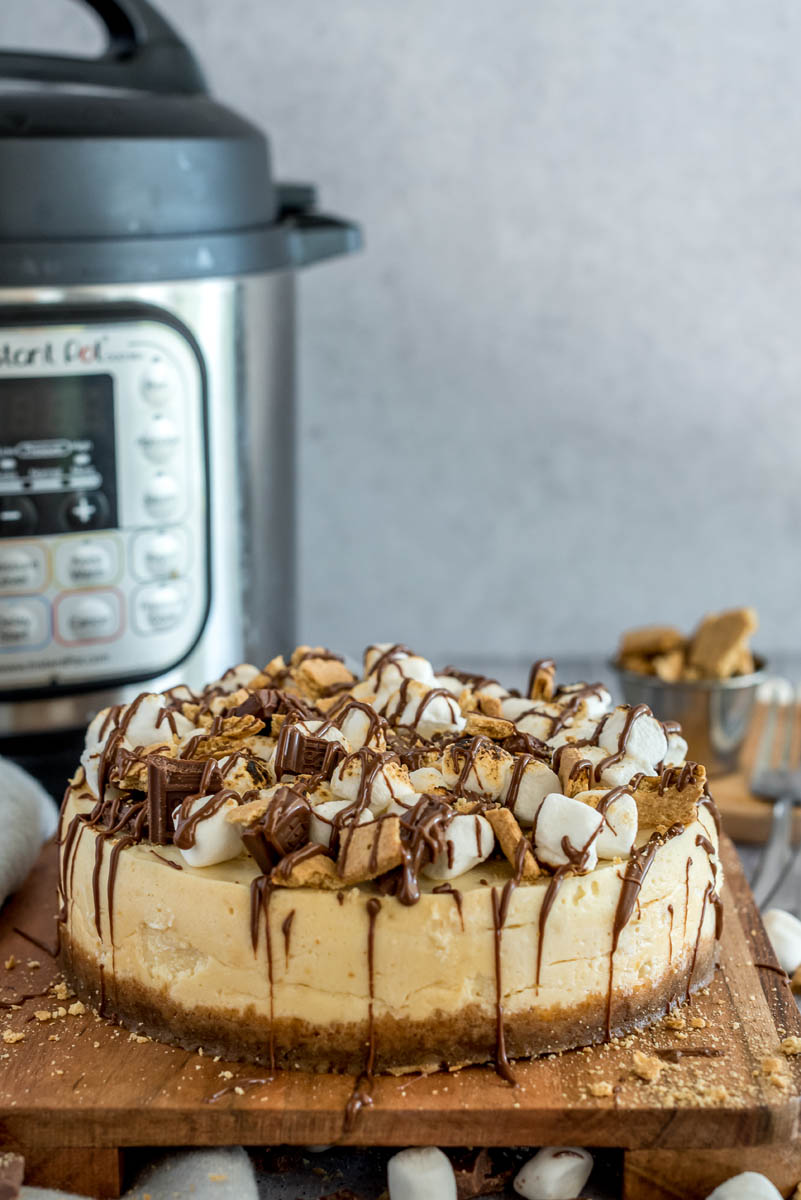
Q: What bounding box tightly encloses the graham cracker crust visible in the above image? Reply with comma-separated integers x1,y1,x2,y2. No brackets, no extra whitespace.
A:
60,932,717,1075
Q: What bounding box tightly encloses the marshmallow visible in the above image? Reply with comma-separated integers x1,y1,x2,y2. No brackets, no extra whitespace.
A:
387,1147,457,1200
762,908,801,974
330,755,417,815
533,793,603,871
172,793,242,868
502,760,561,825
441,742,514,799
295,719,351,749
433,674,465,697
599,706,667,773
370,655,436,698
337,704,384,750
575,744,648,789
382,680,466,739
206,663,261,695
309,799,372,849
574,789,637,858
410,766,449,792
517,711,559,740
501,697,552,722
513,1147,593,1199
557,683,612,719
662,730,689,767
548,709,603,750
420,813,495,880
80,695,196,796
705,1174,782,1200
364,642,408,675
475,681,509,699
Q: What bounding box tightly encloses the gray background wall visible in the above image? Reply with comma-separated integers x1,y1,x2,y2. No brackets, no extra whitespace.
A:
4,0,801,667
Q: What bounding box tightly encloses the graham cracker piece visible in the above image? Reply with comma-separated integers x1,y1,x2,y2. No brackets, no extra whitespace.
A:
652,648,685,682
528,661,556,700
226,790,272,829
485,808,540,880
687,607,758,679
271,850,342,889
465,711,515,740
290,646,355,697
618,625,685,659
337,816,404,884
618,652,656,676
630,763,706,827
186,714,265,757
476,693,504,719
556,746,594,797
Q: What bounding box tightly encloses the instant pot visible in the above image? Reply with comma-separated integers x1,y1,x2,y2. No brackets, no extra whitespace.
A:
0,0,360,778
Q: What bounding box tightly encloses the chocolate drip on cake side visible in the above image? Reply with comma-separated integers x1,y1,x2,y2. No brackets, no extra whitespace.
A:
491,880,519,1085
344,896,382,1131
606,824,685,1039
249,875,277,1071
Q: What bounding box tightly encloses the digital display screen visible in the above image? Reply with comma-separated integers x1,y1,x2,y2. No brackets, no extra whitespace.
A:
0,374,117,535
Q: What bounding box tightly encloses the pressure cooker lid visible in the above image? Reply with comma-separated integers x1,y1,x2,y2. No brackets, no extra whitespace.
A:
0,0,277,242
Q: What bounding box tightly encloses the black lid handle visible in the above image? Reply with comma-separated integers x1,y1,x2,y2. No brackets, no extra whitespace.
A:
0,0,206,95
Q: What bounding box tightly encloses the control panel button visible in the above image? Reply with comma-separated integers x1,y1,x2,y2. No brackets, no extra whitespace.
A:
138,415,180,464
133,581,186,634
143,474,180,521
132,529,187,580
0,496,37,536
62,491,110,531
141,360,179,407
0,544,46,592
0,598,48,648
55,538,118,588
55,590,122,644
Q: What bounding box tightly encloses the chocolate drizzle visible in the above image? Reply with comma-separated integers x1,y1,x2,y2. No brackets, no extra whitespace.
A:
281,910,295,968
536,866,572,988
606,824,685,1037
344,897,382,1131
249,875,276,1070
491,881,518,1084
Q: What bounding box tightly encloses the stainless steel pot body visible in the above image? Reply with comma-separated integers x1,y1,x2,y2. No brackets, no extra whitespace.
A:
0,272,295,738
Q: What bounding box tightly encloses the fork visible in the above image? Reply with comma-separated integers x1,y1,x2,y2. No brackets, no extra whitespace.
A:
748,679,801,909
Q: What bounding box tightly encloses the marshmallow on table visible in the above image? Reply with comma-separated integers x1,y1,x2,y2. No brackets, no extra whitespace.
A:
705,1173,782,1199
330,755,417,815
502,759,561,825
420,813,495,880
533,793,603,871
573,788,638,859
387,1147,457,1200
513,1147,593,1199
762,909,801,974
309,799,372,849
598,705,667,773
172,793,242,867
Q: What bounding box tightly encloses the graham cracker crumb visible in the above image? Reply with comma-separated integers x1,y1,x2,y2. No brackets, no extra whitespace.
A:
632,1049,663,1082
690,1016,707,1029
2,1030,24,1044
589,1080,614,1097
781,1036,801,1056
4,956,15,970
663,1012,686,1030
34,1010,51,1022
68,1001,86,1016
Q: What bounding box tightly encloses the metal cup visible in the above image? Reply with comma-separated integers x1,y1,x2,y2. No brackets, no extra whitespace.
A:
612,656,768,777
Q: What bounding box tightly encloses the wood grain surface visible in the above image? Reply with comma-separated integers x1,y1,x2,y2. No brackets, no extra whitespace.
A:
712,702,801,844
0,838,799,1197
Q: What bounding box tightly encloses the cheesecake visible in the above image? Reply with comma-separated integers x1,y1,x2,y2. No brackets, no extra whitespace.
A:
58,645,723,1077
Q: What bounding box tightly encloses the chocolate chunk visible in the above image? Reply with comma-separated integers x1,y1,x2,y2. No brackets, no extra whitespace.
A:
273,721,344,779
240,785,312,872
146,755,225,845
232,688,314,723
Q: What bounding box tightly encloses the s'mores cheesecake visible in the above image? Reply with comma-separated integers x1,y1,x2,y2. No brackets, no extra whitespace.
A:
58,645,722,1077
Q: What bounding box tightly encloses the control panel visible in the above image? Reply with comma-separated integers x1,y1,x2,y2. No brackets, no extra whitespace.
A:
0,313,209,693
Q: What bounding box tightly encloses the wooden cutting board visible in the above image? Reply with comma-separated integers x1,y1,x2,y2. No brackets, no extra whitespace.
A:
0,839,799,1200
711,702,801,844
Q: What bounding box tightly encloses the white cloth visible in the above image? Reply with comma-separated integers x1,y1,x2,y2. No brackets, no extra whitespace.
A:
22,1147,259,1200
0,757,58,908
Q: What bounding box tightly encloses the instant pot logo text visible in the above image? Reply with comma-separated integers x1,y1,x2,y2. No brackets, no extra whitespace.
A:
0,338,106,368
